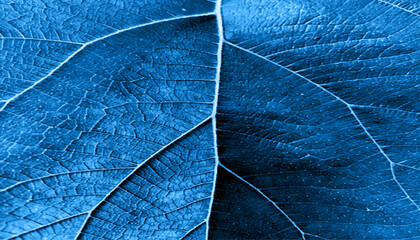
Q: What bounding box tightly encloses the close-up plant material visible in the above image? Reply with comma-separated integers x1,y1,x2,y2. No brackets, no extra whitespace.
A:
0,0,419,239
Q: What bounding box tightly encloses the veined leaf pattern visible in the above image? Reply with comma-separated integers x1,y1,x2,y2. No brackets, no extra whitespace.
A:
1,0,418,239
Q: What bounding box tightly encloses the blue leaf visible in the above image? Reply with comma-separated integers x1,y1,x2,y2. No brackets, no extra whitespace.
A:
211,0,419,239
1,0,419,239
0,1,218,239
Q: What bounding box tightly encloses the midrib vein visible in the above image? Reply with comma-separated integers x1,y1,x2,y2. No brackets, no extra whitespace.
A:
2,11,219,240
73,116,212,239
7,116,213,240
205,0,224,239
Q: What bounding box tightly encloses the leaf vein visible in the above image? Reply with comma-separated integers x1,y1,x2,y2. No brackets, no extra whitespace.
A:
225,40,420,211
73,116,212,239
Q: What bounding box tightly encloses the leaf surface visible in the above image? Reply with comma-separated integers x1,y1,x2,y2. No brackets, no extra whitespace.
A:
1,0,419,239
0,1,218,239
210,0,419,239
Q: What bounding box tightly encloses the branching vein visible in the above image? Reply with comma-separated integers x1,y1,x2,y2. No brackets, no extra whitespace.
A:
219,163,329,240
205,0,224,239
375,0,420,17
225,40,420,211
0,12,215,113
73,116,212,239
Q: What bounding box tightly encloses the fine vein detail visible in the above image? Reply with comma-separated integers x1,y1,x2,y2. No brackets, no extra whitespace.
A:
0,12,215,113
0,37,83,45
219,163,329,240
73,116,213,239
0,167,135,192
376,0,420,17
7,213,87,239
179,221,206,240
225,40,420,211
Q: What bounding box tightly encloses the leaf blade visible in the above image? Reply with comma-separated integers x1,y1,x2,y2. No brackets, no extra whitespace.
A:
0,14,219,239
